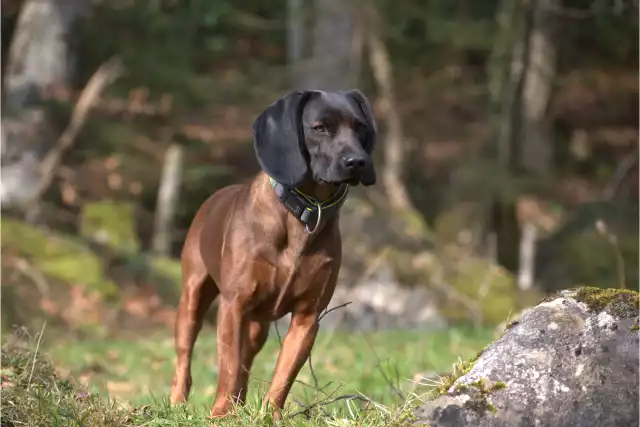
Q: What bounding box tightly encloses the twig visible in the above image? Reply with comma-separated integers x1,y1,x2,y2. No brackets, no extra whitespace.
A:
602,148,639,201
289,394,372,418
308,351,320,402
363,336,405,400
294,379,336,398
274,321,283,346
357,400,372,427
27,321,47,388
286,300,357,419
595,220,627,289
304,302,353,403
13,257,49,296
318,301,352,322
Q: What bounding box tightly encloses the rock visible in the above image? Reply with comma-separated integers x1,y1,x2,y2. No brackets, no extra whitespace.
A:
273,266,445,332
413,287,640,427
323,266,446,331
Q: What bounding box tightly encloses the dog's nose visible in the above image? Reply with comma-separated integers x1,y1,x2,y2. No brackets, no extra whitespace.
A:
342,155,366,171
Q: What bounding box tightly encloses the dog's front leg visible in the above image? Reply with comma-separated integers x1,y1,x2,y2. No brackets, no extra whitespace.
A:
210,297,248,417
264,311,319,419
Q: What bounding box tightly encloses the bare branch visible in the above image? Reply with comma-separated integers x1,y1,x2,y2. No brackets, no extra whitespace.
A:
275,322,283,347
602,148,639,201
31,56,124,205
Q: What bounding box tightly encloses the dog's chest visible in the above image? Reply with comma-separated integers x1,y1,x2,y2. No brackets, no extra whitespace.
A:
248,247,339,320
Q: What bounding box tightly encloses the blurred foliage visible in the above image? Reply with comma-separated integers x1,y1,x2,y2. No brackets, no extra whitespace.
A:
1,0,637,334
1,218,119,298
80,201,140,253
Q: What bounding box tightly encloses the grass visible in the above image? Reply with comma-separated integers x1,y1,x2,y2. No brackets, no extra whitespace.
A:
2,324,493,426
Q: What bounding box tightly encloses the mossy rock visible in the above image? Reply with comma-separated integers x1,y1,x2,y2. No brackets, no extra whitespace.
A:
571,286,639,318
1,219,118,298
80,201,140,253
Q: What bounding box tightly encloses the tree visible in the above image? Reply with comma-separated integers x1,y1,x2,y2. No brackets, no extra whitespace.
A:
521,0,558,177
288,0,360,91
1,0,89,218
363,4,417,213
487,0,559,277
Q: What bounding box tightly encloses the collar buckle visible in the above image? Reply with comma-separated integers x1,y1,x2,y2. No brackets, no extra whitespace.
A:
269,177,348,234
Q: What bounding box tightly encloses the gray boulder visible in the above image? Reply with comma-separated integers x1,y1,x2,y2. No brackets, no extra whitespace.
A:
413,287,639,427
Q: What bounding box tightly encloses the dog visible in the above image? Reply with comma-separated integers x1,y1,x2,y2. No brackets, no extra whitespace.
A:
169,89,377,419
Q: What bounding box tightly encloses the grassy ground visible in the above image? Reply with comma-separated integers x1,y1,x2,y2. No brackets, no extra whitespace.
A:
2,325,493,426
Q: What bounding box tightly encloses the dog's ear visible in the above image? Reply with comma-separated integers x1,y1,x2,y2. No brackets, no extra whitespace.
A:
344,89,377,186
253,91,311,187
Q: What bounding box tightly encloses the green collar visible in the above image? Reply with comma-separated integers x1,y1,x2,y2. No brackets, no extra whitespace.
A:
269,177,349,234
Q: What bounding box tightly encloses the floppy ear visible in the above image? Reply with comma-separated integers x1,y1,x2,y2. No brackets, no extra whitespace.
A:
344,89,377,186
252,91,311,187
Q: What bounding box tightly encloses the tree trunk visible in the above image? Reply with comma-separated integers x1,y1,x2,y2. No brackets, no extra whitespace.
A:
1,0,88,215
301,0,357,90
366,19,416,213
521,0,558,177
487,0,557,274
152,143,184,257
517,221,538,290
485,0,533,272
287,0,307,89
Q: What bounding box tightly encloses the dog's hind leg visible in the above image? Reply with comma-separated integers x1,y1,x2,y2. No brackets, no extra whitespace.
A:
170,255,219,405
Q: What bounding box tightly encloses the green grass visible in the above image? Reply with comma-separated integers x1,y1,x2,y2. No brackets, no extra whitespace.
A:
3,325,492,426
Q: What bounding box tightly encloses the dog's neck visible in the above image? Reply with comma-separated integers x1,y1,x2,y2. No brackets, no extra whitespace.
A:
253,172,347,235
293,177,341,203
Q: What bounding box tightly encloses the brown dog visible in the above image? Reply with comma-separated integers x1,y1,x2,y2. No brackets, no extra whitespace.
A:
169,90,377,418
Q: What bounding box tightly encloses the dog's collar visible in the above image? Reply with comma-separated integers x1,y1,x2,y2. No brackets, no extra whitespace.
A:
269,177,349,234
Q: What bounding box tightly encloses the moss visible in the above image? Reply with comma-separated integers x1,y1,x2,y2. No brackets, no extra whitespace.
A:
80,201,139,252
434,346,507,416
435,346,488,396
452,378,507,415
1,219,118,298
505,320,520,330
392,410,419,426
572,286,639,318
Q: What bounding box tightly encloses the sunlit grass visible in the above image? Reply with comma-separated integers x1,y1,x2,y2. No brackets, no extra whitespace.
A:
2,325,492,426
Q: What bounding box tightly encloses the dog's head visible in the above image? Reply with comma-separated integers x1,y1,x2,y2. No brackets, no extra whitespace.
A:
252,90,377,188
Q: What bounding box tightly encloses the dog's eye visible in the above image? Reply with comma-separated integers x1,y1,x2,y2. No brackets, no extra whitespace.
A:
355,122,368,134
312,124,327,133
